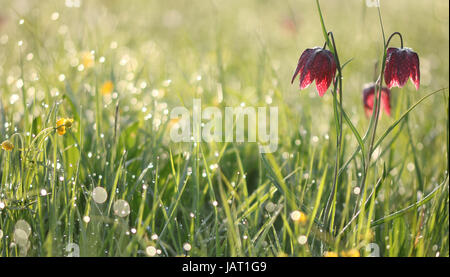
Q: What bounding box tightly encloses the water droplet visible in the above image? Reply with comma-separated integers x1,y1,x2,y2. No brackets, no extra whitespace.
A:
297,235,307,245
146,246,157,256
113,200,130,217
15,220,32,238
183,243,192,251
92,187,108,204
51,12,59,20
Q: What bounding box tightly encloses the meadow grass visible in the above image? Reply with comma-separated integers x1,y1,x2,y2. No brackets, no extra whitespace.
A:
0,0,448,257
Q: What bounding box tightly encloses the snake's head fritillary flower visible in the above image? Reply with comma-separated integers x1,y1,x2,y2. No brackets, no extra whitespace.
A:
291,47,337,97
363,84,391,117
384,47,420,90
1,140,14,151
56,118,74,136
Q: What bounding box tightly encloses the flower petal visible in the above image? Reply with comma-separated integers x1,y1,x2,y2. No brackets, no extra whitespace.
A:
299,49,320,90
407,49,420,90
381,88,391,116
363,86,375,117
291,48,315,84
384,48,399,89
362,85,391,117
396,49,410,88
314,51,335,97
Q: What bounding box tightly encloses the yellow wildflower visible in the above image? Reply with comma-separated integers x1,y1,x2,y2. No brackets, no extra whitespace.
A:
324,251,339,257
340,249,360,257
56,118,74,136
1,140,14,151
81,51,94,68
101,80,114,95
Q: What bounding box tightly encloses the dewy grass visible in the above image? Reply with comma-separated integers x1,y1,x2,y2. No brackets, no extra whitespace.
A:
0,0,448,257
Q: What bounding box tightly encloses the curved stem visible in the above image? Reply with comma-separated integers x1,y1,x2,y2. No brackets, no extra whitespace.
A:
323,31,343,232
353,31,403,217
386,31,403,49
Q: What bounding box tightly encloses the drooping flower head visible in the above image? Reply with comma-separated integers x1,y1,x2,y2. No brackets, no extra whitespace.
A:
363,84,391,117
291,47,337,97
384,47,420,90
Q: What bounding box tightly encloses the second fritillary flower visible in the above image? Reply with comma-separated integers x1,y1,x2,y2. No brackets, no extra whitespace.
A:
384,47,420,90
291,47,337,97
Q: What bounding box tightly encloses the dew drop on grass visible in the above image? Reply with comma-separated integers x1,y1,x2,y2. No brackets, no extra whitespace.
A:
14,220,31,248
146,246,157,256
297,235,307,245
15,220,32,238
183,243,192,251
92,187,108,204
113,200,130,217
290,211,302,221
265,202,275,213
14,229,29,245
51,12,59,21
